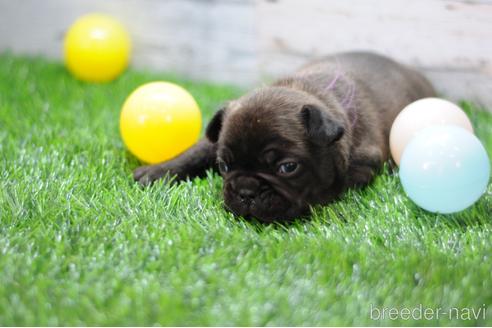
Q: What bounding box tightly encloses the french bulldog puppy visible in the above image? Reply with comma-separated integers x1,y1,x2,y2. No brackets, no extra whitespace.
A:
134,52,436,222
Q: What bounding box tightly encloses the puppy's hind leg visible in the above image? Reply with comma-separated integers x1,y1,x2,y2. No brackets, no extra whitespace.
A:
346,145,383,188
133,138,218,186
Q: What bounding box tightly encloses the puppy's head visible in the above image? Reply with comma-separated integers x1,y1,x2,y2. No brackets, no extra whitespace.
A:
207,87,350,222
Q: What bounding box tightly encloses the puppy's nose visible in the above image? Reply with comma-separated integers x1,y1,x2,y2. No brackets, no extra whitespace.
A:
238,188,256,202
234,176,260,204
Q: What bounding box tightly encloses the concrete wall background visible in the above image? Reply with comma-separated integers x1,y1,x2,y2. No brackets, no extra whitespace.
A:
1,0,491,108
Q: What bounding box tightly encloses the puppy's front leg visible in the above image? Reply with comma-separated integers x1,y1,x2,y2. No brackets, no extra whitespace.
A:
133,138,217,186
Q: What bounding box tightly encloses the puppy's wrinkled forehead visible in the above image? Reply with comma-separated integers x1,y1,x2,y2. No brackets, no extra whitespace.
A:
219,87,309,160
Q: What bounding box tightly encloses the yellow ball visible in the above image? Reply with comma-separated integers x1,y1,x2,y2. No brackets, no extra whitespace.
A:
64,13,131,82
120,82,202,164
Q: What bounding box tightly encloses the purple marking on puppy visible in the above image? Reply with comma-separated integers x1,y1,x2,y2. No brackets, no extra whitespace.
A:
325,70,358,127
342,83,356,109
326,71,342,90
339,82,357,127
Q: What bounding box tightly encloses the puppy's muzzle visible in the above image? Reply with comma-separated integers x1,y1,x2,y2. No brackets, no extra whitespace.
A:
238,188,256,205
233,176,260,204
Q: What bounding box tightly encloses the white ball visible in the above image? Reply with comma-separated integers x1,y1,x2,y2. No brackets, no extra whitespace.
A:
390,97,474,166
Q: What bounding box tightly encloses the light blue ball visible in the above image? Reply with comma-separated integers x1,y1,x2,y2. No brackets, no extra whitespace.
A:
400,125,490,214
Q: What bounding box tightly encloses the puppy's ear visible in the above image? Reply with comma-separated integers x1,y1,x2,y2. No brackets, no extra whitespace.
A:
300,104,344,144
206,108,225,143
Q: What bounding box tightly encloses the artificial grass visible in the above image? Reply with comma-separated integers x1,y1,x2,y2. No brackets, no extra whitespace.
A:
0,52,491,326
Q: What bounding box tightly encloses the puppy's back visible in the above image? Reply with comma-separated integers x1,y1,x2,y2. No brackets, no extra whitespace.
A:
297,51,436,142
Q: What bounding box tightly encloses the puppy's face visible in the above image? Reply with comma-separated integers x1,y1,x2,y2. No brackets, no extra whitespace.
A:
206,87,348,222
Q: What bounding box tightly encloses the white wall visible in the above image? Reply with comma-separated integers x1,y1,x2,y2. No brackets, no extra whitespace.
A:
0,0,258,84
1,0,491,108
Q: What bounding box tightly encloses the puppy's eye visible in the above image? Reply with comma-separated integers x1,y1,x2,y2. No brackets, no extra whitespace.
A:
278,162,298,175
217,160,230,174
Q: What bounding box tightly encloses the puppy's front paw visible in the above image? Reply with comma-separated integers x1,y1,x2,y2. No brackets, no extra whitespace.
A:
133,165,171,186
346,164,375,187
